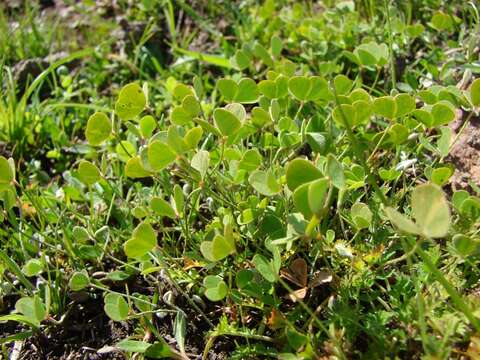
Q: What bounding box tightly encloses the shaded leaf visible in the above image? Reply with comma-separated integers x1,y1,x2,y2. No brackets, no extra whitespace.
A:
203,276,228,301
124,222,157,258
104,293,129,321
249,170,281,196
384,207,421,235
286,159,322,191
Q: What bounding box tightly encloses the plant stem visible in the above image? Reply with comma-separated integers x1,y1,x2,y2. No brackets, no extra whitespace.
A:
383,0,396,90
409,238,480,332
202,331,274,360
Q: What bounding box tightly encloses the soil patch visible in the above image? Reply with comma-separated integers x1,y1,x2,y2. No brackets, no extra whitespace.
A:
448,114,480,192
2,298,132,360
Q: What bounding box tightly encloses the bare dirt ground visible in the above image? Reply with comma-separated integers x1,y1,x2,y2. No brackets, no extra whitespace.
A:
448,114,480,192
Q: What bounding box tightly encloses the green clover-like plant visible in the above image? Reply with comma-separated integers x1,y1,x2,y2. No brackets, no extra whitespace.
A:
69,270,90,291
238,149,262,171
333,74,353,96
351,202,373,229
373,96,397,120
124,222,157,258
308,178,330,215
151,197,176,219
430,167,453,186
217,78,259,103
352,41,389,68
116,141,136,162
252,252,280,283
203,275,228,301
213,107,242,137
394,94,416,118
332,103,354,127
413,101,456,128
15,296,46,327
248,170,281,196
172,83,194,101
104,293,129,321
147,141,176,171
253,42,274,67
125,156,151,178
85,112,112,146
251,107,272,128
430,11,453,31
470,78,480,107
139,115,156,138
191,150,210,180
171,94,201,125
385,183,451,238
326,154,345,190
21,259,44,277
0,156,14,185
293,182,312,219
286,158,323,191
184,127,204,149
115,83,146,120
200,234,235,262
200,219,236,262
288,76,330,102
77,160,101,186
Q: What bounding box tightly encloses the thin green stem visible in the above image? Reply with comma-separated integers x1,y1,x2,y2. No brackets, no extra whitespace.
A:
369,68,382,95
277,277,346,360
383,0,396,90
409,238,480,333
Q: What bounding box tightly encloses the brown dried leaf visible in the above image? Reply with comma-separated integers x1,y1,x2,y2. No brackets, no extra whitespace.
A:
183,257,204,270
280,258,307,288
267,308,286,329
286,287,308,302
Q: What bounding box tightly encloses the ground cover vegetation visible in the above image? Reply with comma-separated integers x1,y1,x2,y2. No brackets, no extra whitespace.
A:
1,0,480,359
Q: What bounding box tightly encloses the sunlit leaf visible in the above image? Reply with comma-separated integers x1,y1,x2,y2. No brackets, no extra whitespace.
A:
213,108,241,136
288,76,311,101
125,156,151,178
115,83,146,120
147,141,176,171
326,155,345,189
412,183,451,238
69,271,90,291
0,156,14,184
77,160,101,186
470,78,480,107
15,296,46,326
151,197,176,219
85,112,111,146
